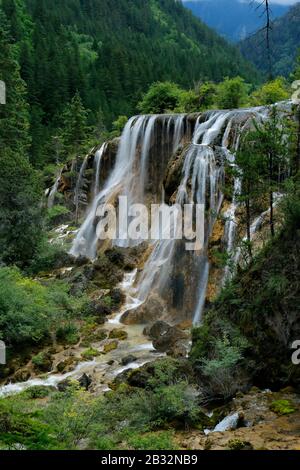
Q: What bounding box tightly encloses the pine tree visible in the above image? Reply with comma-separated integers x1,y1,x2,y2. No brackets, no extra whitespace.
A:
59,91,90,159
0,11,42,266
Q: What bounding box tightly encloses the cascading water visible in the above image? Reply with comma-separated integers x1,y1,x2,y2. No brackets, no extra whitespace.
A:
93,143,107,198
47,170,62,209
70,114,187,258
71,105,273,325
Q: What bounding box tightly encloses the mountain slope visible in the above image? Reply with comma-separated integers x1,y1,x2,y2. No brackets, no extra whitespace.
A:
0,0,259,164
183,0,288,42
240,3,300,76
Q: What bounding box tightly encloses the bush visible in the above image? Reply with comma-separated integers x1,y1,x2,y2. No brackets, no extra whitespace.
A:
138,82,182,114
251,78,289,106
0,267,84,349
216,76,249,109
46,205,70,225
56,323,80,345
28,237,68,274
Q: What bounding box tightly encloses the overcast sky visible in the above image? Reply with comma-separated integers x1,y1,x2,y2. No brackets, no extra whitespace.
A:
182,0,299,4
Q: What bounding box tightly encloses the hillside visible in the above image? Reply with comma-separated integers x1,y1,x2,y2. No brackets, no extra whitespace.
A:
183,0,288,42
0,0,258,165
240,2,300,77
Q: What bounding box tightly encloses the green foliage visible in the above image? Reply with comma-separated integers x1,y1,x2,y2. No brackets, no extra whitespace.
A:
0,267,85,348
251,78,289,106
81,348,100,360
270,400,296,415
58,92,90,160
0,0,258,166
111,115,128,137
27,237,67,274
0,398,55,450
138,82,182,114
22,386,53,400
191,183,300,392
126,431,177,450
0,10,42,266
191,318,249,399
46,205,70,224
216,76,249,109
56,323,80,345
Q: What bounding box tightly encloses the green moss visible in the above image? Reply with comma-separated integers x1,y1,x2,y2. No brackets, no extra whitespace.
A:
270,400,296,416
81,348,100,360
228,439,253,450
109,329,128,341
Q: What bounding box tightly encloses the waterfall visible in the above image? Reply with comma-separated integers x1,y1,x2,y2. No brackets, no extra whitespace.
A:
74,155,89,221
47,170,62,209
71,105,274,324
70,114,186,259
93,143,107,198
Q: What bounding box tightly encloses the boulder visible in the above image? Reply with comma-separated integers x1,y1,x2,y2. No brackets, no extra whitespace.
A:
121,355,137,366
145,320,188,355
103,340,118,354
109,329,128,341
78,373,92,391
56,357,79,373
122,296,167,325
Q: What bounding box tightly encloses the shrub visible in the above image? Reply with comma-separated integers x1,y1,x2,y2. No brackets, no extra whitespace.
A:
216,76,249,109
56,323,80,345
251,78,289,106
138,82,182,114
270,400,296,415
46,205,70,225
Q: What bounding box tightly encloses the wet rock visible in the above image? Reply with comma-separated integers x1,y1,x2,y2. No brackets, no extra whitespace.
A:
74,256,90,267
146,321,188,354
89,300,112,323
78,373,92,391
56,357,79,373
122,297,167,325
121,355,137,366
12,369,31,383
167,341,188,358
109,329,128,341
146,321,170,340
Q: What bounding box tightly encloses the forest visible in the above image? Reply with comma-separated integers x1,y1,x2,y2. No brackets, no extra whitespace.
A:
0,0,300,455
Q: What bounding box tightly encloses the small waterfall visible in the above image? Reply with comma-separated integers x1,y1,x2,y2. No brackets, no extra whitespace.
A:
47,170,62,209
74,155,89,221
93,143,107,198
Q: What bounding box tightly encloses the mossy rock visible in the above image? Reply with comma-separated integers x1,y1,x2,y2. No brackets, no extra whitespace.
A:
81,348,100,360
32,352,53,373
56,357,79,373
103,341,118,354
109,329,128,341
270,399,296,415
228,439,253,451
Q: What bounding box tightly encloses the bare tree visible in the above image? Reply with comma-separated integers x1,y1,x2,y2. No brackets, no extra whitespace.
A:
250,0,273,79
